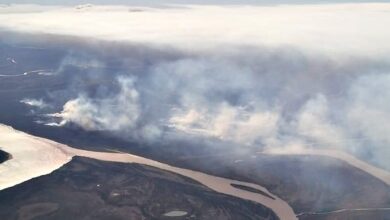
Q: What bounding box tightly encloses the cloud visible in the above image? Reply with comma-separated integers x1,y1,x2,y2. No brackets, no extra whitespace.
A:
1,4,390,56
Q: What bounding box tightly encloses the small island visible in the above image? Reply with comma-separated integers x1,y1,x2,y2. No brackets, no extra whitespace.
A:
231,183,275,200
0,149,11,164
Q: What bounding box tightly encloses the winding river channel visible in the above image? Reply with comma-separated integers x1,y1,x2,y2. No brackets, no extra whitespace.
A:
0,124,297,220
2,124,390,219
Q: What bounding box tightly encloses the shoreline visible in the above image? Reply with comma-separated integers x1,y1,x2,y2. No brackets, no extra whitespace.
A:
0,124,297,220
0,149,11,164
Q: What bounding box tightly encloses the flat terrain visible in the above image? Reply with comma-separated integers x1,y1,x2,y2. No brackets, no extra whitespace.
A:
0,157,277,220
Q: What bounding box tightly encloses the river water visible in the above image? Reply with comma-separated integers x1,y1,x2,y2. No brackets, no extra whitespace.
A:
4,124,390,219
0,124,297,220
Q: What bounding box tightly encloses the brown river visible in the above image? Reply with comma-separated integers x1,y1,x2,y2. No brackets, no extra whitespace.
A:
0,124,297,219
2,124,390,219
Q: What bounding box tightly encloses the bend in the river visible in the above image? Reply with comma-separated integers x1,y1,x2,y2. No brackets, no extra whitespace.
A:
0,124,297,220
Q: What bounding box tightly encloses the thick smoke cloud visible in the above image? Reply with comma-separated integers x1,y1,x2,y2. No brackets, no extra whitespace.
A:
2,4,390,169
344,74,390,165
28,44,389,170
49,77,140,131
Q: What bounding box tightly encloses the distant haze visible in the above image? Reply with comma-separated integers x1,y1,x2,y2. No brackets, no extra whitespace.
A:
1,0,390,5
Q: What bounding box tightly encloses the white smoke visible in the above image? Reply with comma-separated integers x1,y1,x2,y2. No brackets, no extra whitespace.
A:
20,98,48,109
6,3,390,169
37,46,390,169
345,73,390,165
49,77,140,131
169,103,279,146
294,94,347,149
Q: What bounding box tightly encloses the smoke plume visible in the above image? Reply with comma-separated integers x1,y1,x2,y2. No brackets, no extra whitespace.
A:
2,3,390,169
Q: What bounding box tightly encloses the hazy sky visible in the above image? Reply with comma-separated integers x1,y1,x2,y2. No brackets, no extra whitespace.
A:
2,0,390,5
1,3,389,56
